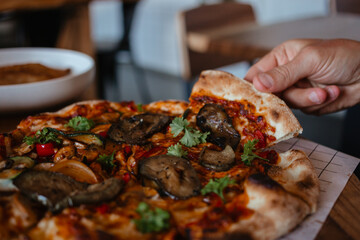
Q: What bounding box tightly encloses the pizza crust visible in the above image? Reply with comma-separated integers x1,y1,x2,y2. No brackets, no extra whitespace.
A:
144,100,189,115
235,173,311,240
47,100,122,116
195,149,319,240
190,70,302,145
268,149,320,213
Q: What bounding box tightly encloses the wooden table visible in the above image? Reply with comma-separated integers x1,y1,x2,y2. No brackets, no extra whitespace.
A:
187,13,360,61
0,114,359,239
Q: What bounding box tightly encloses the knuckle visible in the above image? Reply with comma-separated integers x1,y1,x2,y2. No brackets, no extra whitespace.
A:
301,45,322,62
275,65,293,84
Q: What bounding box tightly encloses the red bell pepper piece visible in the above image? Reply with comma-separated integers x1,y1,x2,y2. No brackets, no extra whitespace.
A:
96,203,109,214
36,142,55,157
98,131,107,138
122,172,131,183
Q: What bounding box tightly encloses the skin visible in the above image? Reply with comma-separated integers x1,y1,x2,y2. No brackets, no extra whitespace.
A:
245,39,360,115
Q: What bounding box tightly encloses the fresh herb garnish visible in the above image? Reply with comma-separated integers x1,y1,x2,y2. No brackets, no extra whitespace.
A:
133,202,170,233
201,176,236,202
65,116,95,131
167,143,188,158
241,140,268,166
96,151,115,171
170,117,209,147
23,128,61,145
136,103,144,112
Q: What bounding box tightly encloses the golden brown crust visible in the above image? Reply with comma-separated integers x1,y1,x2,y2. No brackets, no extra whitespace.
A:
268,150,320,213
191,70,302,145
48,100,122,116
233,173,311,240
144,100,189,115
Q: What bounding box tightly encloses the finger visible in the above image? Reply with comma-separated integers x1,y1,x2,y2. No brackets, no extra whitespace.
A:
300,86,341,114
308,84,360,115
245,52,279,82
282,87,328,108
245,39,317,82
252,50,319,93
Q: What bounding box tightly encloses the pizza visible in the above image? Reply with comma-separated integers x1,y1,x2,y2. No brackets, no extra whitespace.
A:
0,70,319,240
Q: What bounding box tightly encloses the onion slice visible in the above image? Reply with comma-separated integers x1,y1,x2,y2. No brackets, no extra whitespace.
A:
50,160,98,184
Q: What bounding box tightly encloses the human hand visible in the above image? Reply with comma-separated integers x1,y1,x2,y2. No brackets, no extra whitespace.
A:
245,39,360,115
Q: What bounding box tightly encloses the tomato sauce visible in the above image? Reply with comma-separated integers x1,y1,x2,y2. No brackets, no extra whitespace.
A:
191,95,276,148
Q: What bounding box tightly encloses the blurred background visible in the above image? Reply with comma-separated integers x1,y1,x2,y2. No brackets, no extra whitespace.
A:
0,0,359,157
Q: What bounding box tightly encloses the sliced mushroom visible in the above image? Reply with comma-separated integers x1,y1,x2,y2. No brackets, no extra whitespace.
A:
139,155,201,199
13,170,88,208
108,113,170,145
13,170,124,213
53,178,123,212
196,104,240,150
199,145,236,172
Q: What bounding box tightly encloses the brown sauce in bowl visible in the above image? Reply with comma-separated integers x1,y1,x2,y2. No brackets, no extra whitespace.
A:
0,63,71,85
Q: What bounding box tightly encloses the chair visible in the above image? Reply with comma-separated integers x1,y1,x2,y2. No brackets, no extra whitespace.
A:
333,0,360,14
177,2,257,82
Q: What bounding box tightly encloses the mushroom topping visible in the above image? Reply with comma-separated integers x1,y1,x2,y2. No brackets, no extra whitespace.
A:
53,178,123,212
13,170,124,212
108,113,170,145
139,155,201,199
13,170,88,208
196,104,240,150
199,145,236,172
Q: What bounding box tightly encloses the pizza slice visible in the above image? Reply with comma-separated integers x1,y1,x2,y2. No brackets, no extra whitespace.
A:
188,70,302,149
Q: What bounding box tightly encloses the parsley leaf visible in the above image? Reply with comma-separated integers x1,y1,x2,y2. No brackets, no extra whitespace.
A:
23,128,61,145
136,103,144,112
133,202,170,233
170,117,189,137
170,117,209,147
65,116,95,131
241,140,268,166
96,151,115,172
201,176,236,202
167,143,188,158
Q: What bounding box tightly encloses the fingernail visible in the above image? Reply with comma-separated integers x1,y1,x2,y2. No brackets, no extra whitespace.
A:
258,73,273,89
308,91,321,104
326,87,336,99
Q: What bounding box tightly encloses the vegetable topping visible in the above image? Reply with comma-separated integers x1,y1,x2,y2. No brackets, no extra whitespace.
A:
108,113,170,145
201,176,236,202
133,202,170,233
199,145,235,172
139,155,201,199
196,104,240,150
24,128,61,146
167,143,188,158
170,117,209,147
241,140,269,166
65,116,95,131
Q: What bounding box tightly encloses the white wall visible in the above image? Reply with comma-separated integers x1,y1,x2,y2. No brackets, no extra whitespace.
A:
90,0,329,76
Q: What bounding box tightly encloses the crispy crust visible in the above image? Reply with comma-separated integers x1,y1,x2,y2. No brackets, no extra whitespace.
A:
235,173,311,240
191,70,302,145
144,100,189,115
268,149,319,213
48,100,122,116
226,150,319,240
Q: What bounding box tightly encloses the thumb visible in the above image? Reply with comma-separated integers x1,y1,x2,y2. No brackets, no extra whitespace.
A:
253,52,315,93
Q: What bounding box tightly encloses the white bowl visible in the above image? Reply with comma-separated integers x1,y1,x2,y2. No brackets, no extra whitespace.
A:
0,48,95,112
